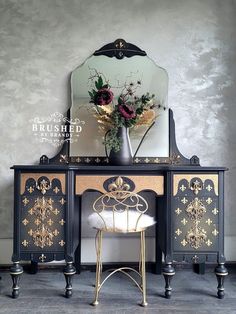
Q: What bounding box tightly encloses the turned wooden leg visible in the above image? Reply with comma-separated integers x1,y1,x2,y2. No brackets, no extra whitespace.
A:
63,262,76,298
10,262,23,298
163,262,175,299
215,263,228,299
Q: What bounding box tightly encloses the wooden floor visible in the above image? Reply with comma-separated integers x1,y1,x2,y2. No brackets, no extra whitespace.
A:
0,267,236,313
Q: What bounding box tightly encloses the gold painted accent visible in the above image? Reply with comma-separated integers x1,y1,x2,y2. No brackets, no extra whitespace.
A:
53,186,60,194
22,218,29,226
39,254,46,262
34,218,41,226
206,184,213,192
206,239,213,247
108,176,130,192
206,218,213,226
59,219,65,225
52,208,60,215
53,229,59,236
181,197,188,204
175,208,182,215
28,208,34,215
212,228,219,236
59,198,66,205
180,184,186,192
181,239,187,246
22,240,29,247
32,224,54,248
190,180,202,195
186,225,207,249
186,198,206,221
27,186,34,193
59,240,65,246
212,207,219,215
22,197,29,206
47,218,53,226
31,197,54,221
75,175,164,195
20,173,65,195
28,229,33,236
184,197,207,249
173,174,218,196
36,179,51,194
181,218,188,225
206,197,212,205
175,228,182,236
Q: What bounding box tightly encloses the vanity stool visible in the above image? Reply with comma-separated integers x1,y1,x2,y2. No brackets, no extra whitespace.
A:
87,176,155,306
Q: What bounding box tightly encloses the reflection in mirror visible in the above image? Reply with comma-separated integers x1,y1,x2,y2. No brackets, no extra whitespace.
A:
70,53,169,159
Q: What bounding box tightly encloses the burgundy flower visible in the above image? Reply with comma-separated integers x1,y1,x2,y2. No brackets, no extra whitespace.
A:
118,104,136,120
94,88,113,106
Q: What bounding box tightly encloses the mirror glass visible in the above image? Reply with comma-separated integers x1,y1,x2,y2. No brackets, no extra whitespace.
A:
70,53,169,158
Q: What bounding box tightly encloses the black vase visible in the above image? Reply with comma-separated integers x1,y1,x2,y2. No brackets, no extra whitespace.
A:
108,127,133,165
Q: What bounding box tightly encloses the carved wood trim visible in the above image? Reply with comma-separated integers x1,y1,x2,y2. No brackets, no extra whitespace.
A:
75,175,164,195
20,173,66,195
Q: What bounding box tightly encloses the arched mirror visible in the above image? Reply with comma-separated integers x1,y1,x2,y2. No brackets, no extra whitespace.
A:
69,39,169,163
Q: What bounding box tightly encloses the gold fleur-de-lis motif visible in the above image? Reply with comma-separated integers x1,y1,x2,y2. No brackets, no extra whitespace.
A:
36,179,51,195
47,218,53,226
22,197,29,206
212,207,219,215
108,176,130,192
28,229,33,236
27,186,34,193
206,218,213,226
52,208,60,215
206,239,212,247
85,158,91,163
22,218,29,226
59,240,65,247
53,229,59,236
154,158,160,163
53,187,60,194
175,208,182,215
134,158,140,163
181,239,187,246
175,228,182,236
59,198,66,205
180,184,186,192
39,254,47,262
190,180,202,195
181,218,188,225
181,197,188,204
22,240,29,247
212,228,219,236
76,157,81,163
144,158,150,163
206,197,212,205
34,218,41,226
206,184,213,192
59,219,65,225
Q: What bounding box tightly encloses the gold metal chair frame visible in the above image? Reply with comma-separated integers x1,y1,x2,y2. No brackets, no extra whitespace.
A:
91,177,150,307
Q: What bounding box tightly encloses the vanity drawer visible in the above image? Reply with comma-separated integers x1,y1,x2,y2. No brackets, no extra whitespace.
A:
172,174,219,253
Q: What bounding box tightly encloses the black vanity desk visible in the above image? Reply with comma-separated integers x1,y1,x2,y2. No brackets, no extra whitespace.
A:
11,163,228,299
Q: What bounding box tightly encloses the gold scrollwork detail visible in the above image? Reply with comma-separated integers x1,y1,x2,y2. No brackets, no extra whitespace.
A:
36,179,51,195
184,197,207,249
190,180,202,195
31,197,53,221
186,225,207,249
32,224,54,248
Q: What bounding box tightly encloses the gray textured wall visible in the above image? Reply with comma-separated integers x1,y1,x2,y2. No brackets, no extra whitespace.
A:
0,0,236,253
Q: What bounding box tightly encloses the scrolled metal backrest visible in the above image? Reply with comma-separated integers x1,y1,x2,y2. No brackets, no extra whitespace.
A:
93,177,148,232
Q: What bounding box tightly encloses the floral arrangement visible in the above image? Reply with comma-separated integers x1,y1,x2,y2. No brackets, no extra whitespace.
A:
88,72,161,152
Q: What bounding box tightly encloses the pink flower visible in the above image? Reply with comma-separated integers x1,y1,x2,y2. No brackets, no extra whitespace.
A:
94,88,113,106
118,104,136,120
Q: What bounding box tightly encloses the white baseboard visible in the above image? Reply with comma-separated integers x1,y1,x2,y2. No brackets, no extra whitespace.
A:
0,236,235,265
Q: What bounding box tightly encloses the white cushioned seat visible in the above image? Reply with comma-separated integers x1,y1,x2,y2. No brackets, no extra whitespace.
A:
87,210,155,233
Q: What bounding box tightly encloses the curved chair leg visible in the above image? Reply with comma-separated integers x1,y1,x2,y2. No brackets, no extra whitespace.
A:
140,230,147,307
92,230,103,306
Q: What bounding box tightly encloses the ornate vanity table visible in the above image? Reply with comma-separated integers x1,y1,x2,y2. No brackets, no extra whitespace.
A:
10,39,228,299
